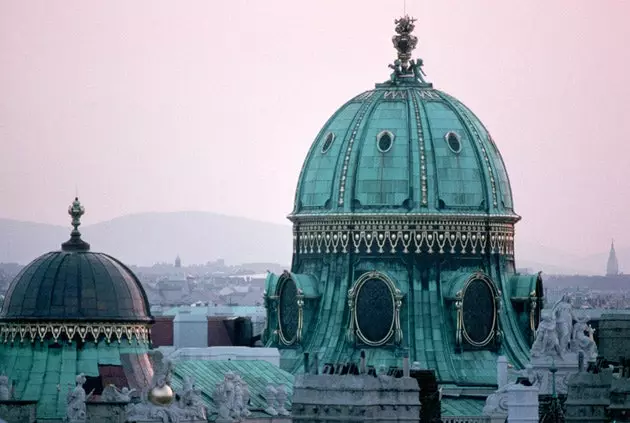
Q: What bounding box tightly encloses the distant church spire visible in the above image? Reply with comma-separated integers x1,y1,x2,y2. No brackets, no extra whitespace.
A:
606,239,619,276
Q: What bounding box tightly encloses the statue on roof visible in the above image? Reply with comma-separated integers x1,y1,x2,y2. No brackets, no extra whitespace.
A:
531,312,563,358
177,376,207,421
64,374,94,423
101,384,135,402
553,294,574,353
571,315,598,361
214,371,251,422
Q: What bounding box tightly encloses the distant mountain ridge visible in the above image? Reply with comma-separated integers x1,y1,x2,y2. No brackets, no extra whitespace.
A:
0,212,625,275
0,212,292,267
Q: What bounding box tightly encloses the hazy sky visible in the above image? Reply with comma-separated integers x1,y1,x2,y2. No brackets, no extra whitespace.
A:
0,1,629,257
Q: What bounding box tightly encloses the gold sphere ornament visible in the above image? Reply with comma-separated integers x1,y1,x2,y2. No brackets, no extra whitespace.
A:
148,384,174,405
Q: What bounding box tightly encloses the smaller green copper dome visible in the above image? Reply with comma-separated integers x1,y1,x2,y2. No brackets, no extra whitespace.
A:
0,198,152,323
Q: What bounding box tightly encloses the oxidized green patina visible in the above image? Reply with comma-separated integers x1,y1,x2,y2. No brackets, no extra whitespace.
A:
264,16,544,415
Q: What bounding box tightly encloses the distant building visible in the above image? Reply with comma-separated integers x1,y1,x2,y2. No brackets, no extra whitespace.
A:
174,254,182,268
607,240,620,276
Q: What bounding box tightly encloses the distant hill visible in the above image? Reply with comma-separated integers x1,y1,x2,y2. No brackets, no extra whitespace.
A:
0,212,293,267
0,212,626,275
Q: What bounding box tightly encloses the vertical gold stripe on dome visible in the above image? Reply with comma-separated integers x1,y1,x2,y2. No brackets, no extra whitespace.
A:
441,94,499,208
337,92,377,207
411,91,428,206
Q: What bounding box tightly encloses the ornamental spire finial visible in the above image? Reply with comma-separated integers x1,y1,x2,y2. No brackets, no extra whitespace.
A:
385,16,429,86
61,197,90,252
393,15,418,71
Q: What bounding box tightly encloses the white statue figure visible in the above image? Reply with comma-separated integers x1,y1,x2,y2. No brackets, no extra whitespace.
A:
178,376,207,421
531,312,563,358
214,371,250,422
571,316,598,361
65,374,94,423
0,375,10,401
553,294,574,353
233,375,251,418
275,384,290,416
264,384,278,416
101,384,136,402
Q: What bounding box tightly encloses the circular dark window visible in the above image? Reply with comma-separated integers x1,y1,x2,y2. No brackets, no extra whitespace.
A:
355,277,395,345
278,278,299,343
462,278,496,346
377,131,394,153
321,132,335,154
445,131,462,153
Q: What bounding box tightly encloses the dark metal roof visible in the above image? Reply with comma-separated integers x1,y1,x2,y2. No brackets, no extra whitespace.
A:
0,250,152,322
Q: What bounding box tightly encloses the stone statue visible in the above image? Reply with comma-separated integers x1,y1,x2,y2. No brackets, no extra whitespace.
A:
233,375,251,418
531,312,563,358
65,374,94,423
126,353,207,423
214,371,250,422
572,316,598,361
409,58,426,81
101,384,135,402
388,60,403,85
553,294,574,353
0,375,10,401
177,376,207,421
275,384,290,416
263,385,278,416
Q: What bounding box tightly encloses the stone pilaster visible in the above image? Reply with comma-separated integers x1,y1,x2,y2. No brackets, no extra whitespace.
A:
507,383,539,423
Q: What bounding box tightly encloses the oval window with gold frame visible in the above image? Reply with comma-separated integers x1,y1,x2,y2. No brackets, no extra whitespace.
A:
277,277,299,345
348,271,403,347
461,276,497,347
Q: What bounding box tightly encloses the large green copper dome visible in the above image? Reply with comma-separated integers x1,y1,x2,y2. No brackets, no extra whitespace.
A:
293,84,515,217
265,17,544,410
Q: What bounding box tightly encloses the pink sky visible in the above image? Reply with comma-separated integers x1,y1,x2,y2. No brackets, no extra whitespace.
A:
0,0,629,257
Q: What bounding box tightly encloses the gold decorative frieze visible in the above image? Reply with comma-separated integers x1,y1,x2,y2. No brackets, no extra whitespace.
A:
0,321,151,345
292,217,515,256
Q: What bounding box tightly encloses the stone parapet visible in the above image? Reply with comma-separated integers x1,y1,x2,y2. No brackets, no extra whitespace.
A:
530,353,579,395
291,374,420,422
565,369,613,422
0,400,37,423
507,383,538,423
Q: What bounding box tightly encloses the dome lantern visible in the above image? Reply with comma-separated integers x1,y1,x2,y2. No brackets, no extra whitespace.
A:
61,197,91,252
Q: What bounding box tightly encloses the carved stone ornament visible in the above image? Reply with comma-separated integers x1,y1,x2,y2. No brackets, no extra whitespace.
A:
125,351,207,423
213,371,251,422
275,384,290,416
64,374,94,423
264,385,278,416
101,385,135,403
483,364,540,417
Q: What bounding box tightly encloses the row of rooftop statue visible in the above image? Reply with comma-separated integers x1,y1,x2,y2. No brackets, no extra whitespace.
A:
531,294,598,361
0,350,289,423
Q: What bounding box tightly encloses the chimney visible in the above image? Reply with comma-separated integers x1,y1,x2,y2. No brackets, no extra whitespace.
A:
403,349,410,377
304,353,310,374
312,352,319,375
